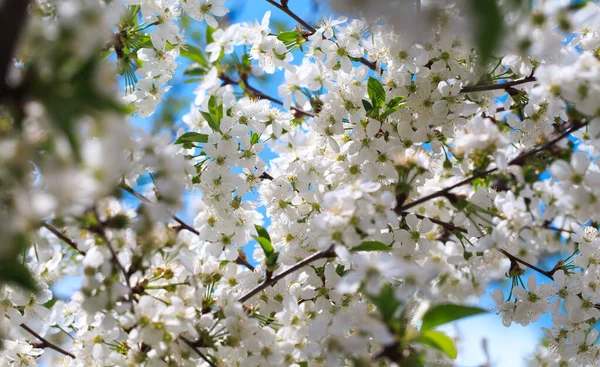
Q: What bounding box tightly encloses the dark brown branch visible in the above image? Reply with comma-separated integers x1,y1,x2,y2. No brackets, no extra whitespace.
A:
266,0,316,33
41,222,86,255
0,0,31,101
120,183,200,236
496,249,554,280
398,211,467,234
220,73,316,117
235,249,256,272
20,323,75,359
264,0,378,71
180,336,217,367
396,120,589,213
258,171,274,180
238,245,335,303
461,76,536,94
91,209,137,310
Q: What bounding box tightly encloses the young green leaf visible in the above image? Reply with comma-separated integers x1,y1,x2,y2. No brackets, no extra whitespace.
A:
277,30,301,43
0,260,37,292
200,111,220,132
380,101,407,121
208,95,218,119
253,225,274,256
469,0,504,67
367,76,386,109
180,44,209,67
216,101,224,125
419,330,457,359
387,95,405,108
365,283,401,323
206,25,216,45
254,224,271,243
421,303,487,331
351,241,390,252
174,132,209,144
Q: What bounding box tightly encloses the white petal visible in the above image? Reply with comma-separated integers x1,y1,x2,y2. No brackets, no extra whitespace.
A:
571,151,590,175
211,6,229,16
205,14,219,28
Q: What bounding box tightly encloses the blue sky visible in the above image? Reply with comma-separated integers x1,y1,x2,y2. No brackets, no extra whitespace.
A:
53,1,556,365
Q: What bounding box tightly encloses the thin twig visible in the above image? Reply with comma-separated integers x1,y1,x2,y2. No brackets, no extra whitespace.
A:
264,0,378,71
41,222,86,255
461,76,536,94
496,249,554,280
396,120,588,212
120,183,200,236
180,336,217,367
20,323,76,359
401,213,600,309
398,211,467,234
266,0,316,33
220,73,315,117
238,245,336,303
91,209,136,310
235,254,256,272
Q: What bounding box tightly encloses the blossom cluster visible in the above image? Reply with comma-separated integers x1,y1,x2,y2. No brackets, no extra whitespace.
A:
3,0,600,366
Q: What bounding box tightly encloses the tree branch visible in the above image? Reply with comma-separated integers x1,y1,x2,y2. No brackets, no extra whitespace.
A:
220,73,316,118
238,245,336,303
120,183,200,236
496,248,554,280
264,0,378,71
395,120,588,213
180,336,217,367
235,250,256,272
460,76,536,94
41,222,86,255
265,0,316,33
398,211,467,234
20,323,75,359
91,209,137,309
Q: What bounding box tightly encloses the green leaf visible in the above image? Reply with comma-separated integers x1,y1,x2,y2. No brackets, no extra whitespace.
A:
216,102,224,125
253,225,273,256
362,99,373,113
250,132,260,144
351,241,390,252
174,132,209,144
419,330,457,359
380,102,407,121
200,111,219,132
277,30,301,43
208,95,218,119
366,283,401,323
207,96,223,131
184,66,208,76
254,224,271,243
421,304,487,331
180,44,209,67
387,95,405,108
367,76,386,109
0,260,37,292
242,53,252,68
469,0,504,67
206,26,216,45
